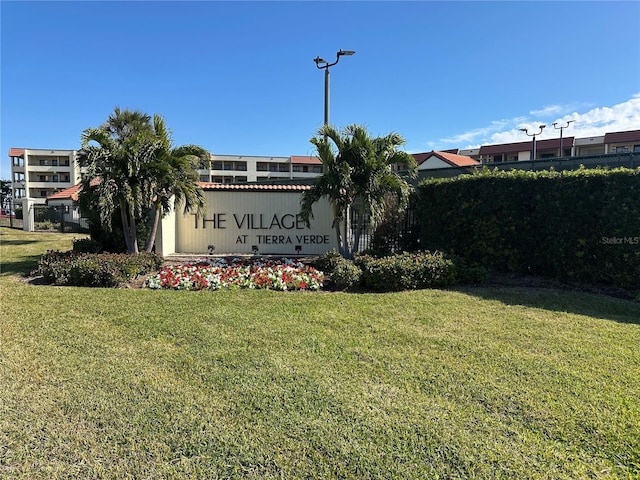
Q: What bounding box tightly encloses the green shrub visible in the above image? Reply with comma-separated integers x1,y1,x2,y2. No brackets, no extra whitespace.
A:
37,251,163,287
72,237,103,253
330,260,362,291
314,249,344,275
355,251,459,292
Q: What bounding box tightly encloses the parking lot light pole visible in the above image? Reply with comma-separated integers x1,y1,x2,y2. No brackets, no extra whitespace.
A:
553,120,574,158
519,125,546,161
314,49,355,127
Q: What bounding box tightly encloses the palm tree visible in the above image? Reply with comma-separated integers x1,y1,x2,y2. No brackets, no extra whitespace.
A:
142,115,208,252
78,108,208,254
78,108,155,253
300,124,417,258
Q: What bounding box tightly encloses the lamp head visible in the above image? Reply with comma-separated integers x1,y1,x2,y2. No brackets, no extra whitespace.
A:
539,124,546,129
519,128,527,132
338,49,355,56
314,56,326,65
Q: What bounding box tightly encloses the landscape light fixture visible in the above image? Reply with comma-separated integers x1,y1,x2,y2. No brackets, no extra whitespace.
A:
520,125,546,161
314,49,356,127
552,120,575,158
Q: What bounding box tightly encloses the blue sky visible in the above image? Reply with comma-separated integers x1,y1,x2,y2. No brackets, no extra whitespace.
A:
2,1,639,177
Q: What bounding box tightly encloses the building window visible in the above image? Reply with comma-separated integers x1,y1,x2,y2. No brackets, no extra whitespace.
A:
61,159,70,166
256,162,268,171
212,161,223,170
634,145,640,152
312,166,323,173
235,162,247,171
12,157,24,167
212,176,223,183
615,146,629,153
235,176,247,182
292,165,301,172
199,175,209,182
278,163,289,172
62,175,70,182
302,165,309,173
223,162,233,170
40,190,48,198
269,164,278,172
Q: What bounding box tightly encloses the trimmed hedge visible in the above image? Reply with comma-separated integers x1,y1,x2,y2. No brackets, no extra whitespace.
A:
37,251,164,287
355,251,460,292
416,167,640,290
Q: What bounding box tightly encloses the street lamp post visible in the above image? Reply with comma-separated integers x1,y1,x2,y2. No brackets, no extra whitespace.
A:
519,125,546,161
552,120,574,158
314,49,355,127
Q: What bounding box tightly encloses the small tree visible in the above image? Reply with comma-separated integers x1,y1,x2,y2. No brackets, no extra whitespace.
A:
300,124,417,258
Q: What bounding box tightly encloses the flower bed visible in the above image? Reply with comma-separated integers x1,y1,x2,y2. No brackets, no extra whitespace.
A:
146,258,324,291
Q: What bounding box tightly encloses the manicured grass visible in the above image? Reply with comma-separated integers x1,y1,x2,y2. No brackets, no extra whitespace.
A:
1,227,639,479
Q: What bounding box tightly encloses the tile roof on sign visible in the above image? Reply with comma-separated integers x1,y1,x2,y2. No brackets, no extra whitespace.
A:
199,183,312,192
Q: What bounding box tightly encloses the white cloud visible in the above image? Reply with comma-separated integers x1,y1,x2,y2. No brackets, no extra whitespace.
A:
529,105,566,117
435,94,640,150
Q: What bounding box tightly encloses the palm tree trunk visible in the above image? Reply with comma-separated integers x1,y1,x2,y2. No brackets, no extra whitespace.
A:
353,202,366,256
145,203,162,253
343,205,352,259
119,199,139,254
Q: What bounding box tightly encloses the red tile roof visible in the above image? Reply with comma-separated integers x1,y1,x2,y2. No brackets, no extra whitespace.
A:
199,183,312,192
46,178,100,202
411,153,430,164
47,184,82,201
604,130,640,144
479,137,575,155
9,148,25,157
414,151,479,168
290,156,321,165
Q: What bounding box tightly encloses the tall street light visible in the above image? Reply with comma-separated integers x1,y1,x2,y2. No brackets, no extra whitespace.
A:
553,120,575,158
314,49,355,127
520,125,546,161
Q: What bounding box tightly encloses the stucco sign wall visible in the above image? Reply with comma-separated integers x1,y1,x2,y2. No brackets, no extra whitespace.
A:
173,189,337,255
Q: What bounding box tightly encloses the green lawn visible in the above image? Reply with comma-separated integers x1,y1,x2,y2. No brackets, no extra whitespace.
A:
1,227,639,479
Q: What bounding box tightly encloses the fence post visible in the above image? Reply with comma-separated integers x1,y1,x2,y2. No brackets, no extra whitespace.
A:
21,198,35,231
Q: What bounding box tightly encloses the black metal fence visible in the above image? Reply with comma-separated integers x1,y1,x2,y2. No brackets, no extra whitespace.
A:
0,201,23,230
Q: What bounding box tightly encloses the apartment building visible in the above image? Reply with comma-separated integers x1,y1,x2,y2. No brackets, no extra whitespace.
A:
457,129,640,163
8,148,80,205
195,154,323,183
